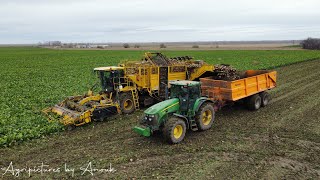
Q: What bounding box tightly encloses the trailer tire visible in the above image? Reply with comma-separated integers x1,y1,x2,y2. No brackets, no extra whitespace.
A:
260,92,271,107
195,102,215,131
163,117,186,144
119,92,135,114
247,94,261,111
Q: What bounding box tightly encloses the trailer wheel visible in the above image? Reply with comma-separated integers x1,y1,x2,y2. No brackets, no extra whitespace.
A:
163,117,186,144
195,103,215,131
260,92,271,107
247,94,261,111
119,92,135,114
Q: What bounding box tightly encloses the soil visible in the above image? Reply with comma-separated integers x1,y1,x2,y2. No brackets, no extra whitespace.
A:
0,59,319,179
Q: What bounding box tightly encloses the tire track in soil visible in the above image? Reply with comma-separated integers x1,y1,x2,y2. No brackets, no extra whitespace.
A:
273,59,320,80
271,78,320,104
271,59,320,97
272,70,320,95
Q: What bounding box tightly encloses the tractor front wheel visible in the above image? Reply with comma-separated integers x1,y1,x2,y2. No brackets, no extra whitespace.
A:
163,117,186,144
119,92,135,114
195,102,215,131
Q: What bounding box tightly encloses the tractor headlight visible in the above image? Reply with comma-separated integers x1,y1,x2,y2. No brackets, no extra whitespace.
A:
143,114,158,125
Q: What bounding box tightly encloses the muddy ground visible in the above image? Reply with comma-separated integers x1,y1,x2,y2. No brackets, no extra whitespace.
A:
0,59,319,179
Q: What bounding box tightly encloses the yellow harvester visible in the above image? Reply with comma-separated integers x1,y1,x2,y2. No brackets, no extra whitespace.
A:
43,52,214,128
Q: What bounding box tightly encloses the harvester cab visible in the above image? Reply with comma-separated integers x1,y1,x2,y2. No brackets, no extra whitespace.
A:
93,66,124,93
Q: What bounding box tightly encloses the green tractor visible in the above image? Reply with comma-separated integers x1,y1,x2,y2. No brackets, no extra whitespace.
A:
133,80,215,144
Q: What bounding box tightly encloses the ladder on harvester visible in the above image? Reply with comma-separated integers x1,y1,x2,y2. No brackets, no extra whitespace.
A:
131,84,140,110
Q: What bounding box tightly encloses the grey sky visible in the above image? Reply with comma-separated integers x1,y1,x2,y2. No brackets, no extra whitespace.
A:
0,0,319,43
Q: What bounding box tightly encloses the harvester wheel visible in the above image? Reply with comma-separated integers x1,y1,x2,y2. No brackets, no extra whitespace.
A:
119,92,135,114
163,117,186,144
195,102,215,131
247,94,261,111
260,92,271,107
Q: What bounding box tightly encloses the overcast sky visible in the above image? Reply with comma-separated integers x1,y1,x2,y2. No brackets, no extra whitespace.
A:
0,0,319,44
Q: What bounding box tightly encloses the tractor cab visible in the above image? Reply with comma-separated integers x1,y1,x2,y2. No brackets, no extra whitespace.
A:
169,81,201,113
93,66,124,93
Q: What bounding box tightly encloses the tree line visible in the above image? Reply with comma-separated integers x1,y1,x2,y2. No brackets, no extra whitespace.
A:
301,38,320,50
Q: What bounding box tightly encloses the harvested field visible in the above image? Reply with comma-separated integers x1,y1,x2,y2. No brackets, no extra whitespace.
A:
0,59,319,179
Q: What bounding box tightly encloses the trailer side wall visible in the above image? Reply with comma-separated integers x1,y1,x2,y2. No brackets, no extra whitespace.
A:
200,70,277,101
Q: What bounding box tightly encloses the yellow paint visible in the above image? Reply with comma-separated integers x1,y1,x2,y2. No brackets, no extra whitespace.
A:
94,66,124,71
44,92,121,127
124,99,133,110
79,95,101,105
51,107,64,116
121,86,135,92
202,110,212,126
173,124,183,139
189,65,214,80
118,54,214,98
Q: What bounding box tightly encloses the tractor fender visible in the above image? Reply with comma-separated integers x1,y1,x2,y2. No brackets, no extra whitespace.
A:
193,98,214,113
172,113,190,129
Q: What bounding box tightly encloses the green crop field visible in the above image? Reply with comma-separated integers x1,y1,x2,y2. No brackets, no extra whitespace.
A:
1,47,320,147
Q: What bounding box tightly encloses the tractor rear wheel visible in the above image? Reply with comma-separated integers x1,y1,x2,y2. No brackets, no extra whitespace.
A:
246,94,261,110
195,102,215,131
119,92,135,114
163,117,186,144
260,92,271,107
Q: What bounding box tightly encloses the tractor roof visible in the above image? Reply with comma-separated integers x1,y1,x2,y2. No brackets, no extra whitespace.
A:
169,80,200,86
94,66,124,71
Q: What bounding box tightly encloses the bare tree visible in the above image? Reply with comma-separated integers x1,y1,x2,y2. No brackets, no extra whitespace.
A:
134,44,140,48
301,38,320,50
123,43,130,48
160,43,166,48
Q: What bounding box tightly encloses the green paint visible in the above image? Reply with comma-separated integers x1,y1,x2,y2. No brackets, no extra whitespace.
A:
132,126,151,137
144,98,179,115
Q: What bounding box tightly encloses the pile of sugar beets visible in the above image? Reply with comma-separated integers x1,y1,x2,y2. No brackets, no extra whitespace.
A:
212,64,240,81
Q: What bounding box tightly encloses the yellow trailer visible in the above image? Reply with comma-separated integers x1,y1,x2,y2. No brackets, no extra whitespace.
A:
200,70,277,110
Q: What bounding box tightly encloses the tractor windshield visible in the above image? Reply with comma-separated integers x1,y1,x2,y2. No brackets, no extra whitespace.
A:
170,84,188,99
